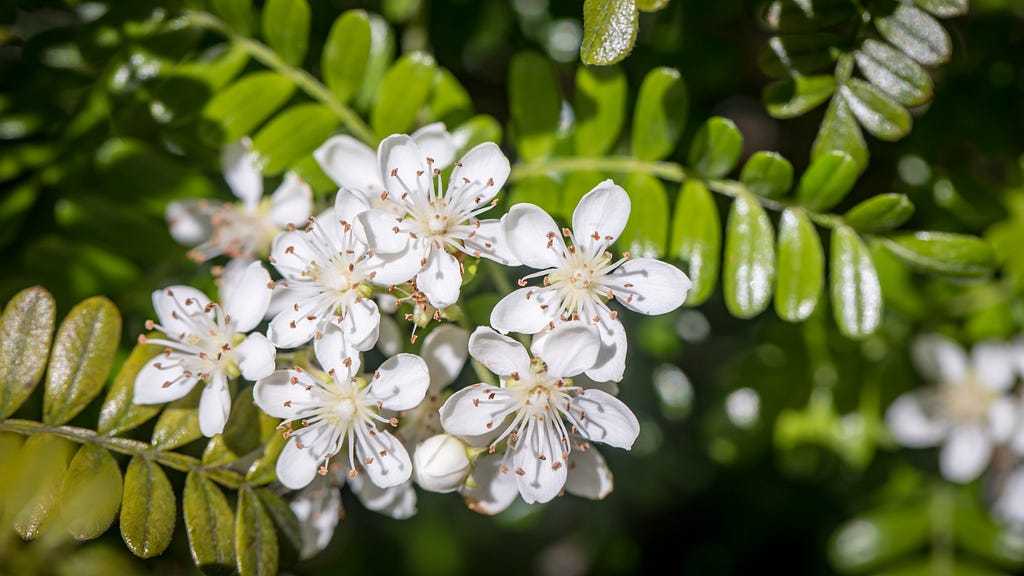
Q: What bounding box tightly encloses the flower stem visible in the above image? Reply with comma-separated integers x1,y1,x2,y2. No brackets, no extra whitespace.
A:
181,10,379,148
0,419,244,489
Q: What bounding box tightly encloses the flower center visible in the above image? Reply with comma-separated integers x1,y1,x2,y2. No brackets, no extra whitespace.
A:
941,374,995,424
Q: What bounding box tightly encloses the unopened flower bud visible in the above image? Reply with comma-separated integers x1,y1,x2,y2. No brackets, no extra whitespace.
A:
413,434,471,493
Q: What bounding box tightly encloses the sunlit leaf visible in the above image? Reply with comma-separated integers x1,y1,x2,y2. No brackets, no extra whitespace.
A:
430,68,473,126
764,75,837,119
875,2,951,66
843,194,914,233
830,226,882,339
354,14,396,113
453,114,503,155
211,0,253,35
509,51,560,162
740,151,793,198
914,0,968,17
261,0,310,67
121,456,176,558
688,117,743,179
884,232,996,278
632,67,688,161
574,65,627,157
97,338,163,436
371,52,436,138
151,384,202,450
620,172,669,257
0,286,54,419
812,94,868,170
253,104,339,174
237,486,279,576
60,443,123,540
203,72,296,144
671,180,720,306
855,39,933,107
775,208,823,322
185,472,237,575
796,150,859,211
507,175,562,216
724,191,775,318
580,0,638,66
322,11,370,105
840,79,912,141
9,434,75,539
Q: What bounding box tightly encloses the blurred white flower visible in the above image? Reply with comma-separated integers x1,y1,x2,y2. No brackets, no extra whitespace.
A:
414,433,472,493
994,467,1024,527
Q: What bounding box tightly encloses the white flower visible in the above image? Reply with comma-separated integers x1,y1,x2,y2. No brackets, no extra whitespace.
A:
439,325,639,504
354,135,518,309
886,335,1019,483
994,467,1024,527
394,324,470,448
491,180,691,382
413,433,472,493
254,325,430,490
288,475,343,560
167,138,312,262
133,261,276,436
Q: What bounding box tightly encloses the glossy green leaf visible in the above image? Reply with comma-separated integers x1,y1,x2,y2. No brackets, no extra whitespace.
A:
761,0,857,32
884,232,996,278
151,384,202,450
775,208,823,322
60,444,122,540
875,3,951,66
632,67,688,161
203,72,296,143
184,472,237,575
0,286,55,419
759,33,844,79
253,104,339,175
261,0,309,66
830,226,882,339
574,65,627,157
620,173,669,257
855,39,932,107
637,0,669,9
688,117,743,179
121,457,176,559
796,150,859,211
724,191,775,318
9,434,75,539
914,0,968,17
843,193,914,232
430,69,473,126
508,175,562,216
237,487,279,576
580,0,638,66
829,505,929,573
509,51,560,161
671,180,721,306
764,75,837,119
256,489,303,566
97,338,163,436
840,79,912,141
211,0,253,35
740,151,793,198
321,10,370,104
354,14,396,112
452,114,503,155
43,296,121,426
812,93,868,170
222,386,262,456
371,52,436,138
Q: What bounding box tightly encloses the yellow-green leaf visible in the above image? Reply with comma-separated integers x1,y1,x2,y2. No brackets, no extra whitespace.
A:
184,472,237,575
740,151,793,199
775,208,823,322
574,65,627,157
843,193,914,232
151,384,202,450
236,487,279,576
203,72,296,144
322,11,371,104
631,67,688,161
0,286,55,419
795,150,860,211
371,52,436,138
97,338,163,436
764,75,837,119
884,232,996,278
261,0,310,67
580,0,638,66
253,104,339,175
60,444,123,540
620,173,669,257
121,456,175,558
509,51,561,162
8,434,75,539
688,117,743,179
211,0,253,35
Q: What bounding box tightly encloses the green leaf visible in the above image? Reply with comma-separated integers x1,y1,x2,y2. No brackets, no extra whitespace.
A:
507,175,562,216
151,384,202,450
97,338,163,436
620,173,669,257
211,0,253,35
43,296,121,426
884,232,996,278
740,151,793,198
509,51,561,162
256,489,303,566
812,93,868,170
631,67,688,161
185,472,237,575
322,12,370,105
222,386,262,456
840,79,912,141
9,434,75,539
688,117,743,179
914,0,968,17
637,0,669,9
0,286,55,419
796,150,860,211
245,432,288,486
764,75,837,119
236,487,279,576
60,444,122,540
121,457,175,558
855,39,933,107
580,0,638,66
843,193,914,232
559,171,607,220
761,0,858,32
875,2,951,66
954,493,1024,569
829,505,930,573
371,52,436,138
574,65,627,157
203,72,296,144
354,14,396,113
671,180,721,306
452,114,503,155
203,435,240,467
253,104,339,175
724,191,775,318
430,69,473,126
830,226,882,339
261,0,310,67
176,43,250,91
759,33,844,79
775,208,823,322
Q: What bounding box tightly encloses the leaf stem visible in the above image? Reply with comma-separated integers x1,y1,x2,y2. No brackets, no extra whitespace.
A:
181,10,379,148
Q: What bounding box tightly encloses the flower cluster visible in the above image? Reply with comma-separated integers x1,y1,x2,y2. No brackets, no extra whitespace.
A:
138,125,690,556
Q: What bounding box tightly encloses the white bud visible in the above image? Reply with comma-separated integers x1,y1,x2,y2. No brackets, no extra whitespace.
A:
413,434,471,493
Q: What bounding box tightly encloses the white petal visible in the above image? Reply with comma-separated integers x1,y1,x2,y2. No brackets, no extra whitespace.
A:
505,203,565,270
313,135,383,193
411,122,456,169
568,389,639,449
198,374,231,437
940,425,992,483
376,315,403,357
532,323,600,378
166,200,211,246
513,418,568,504
464,217,520,266
586,312,627,383
152,286,212,340
349,476,417,519
378,135,430,205
276,430,326,490
221,261,273,333
221,138,263,209
334,188,371,226
289,476,342,560
564,443,613,500
253,370,316,420
269,230,318,277
133,354,199,404
572,180,631,254
609,258,692,315
362,243,426,286
461,453,518,515
972,341,1017,392
268,172,313,228
416,248,462,309
990,397,1017,443
355,427,412,488
440,384,514,437
912,334,968,384
885,392,947,448
995,467,1024,526
235,332,276,381
356,209,409,255
314,323,361,376
339,297,380,352
468,327,531,377
267,294,321,349
574,373,619,396
447,142,510,205
421,324,470,392
489,287,558,335
369,353,429,411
